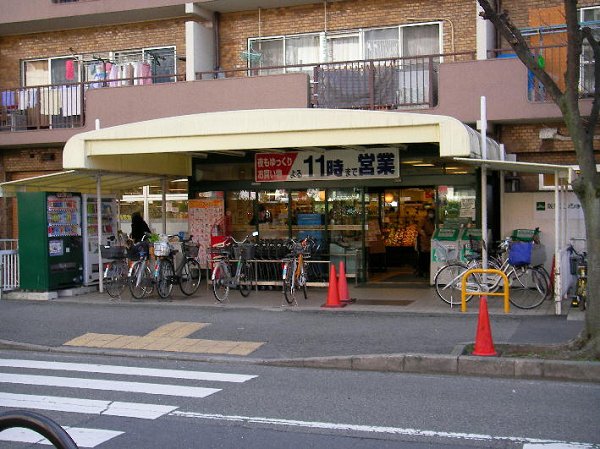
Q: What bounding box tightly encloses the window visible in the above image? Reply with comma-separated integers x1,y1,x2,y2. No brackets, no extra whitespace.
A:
248,22,441,70
581,7,600,95
364,28,399,59
326,33,360,62
22,57,80,86
22,46,176,87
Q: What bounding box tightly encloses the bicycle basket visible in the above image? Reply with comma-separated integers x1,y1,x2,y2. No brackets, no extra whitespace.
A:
234,243,255,260
184,242,199,258
127,244,141,261
508,241,533,266
153,241,171,257
100,245,126,259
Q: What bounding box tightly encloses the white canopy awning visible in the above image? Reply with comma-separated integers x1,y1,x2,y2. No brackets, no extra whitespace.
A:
453,157,573,177
1,108,499,196
62,108,497,172
0,170,170,197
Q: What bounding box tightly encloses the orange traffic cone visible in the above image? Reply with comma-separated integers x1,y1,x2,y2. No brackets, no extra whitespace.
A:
472,296,497,356
322,264,346,308
338,261,351,303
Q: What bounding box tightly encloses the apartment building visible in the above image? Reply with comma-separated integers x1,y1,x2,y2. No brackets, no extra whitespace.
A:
0,0,597,286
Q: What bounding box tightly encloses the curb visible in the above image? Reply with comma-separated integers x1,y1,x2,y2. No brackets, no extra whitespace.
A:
1,339,598,383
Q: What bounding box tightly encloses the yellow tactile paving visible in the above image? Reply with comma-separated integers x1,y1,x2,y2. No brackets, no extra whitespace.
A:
62,322,265,356
144,322,208,338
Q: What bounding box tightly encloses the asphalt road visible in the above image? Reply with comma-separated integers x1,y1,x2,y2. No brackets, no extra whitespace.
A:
0,351,598,449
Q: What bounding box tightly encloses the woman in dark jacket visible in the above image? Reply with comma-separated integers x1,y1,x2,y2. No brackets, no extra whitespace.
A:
130,211,151,243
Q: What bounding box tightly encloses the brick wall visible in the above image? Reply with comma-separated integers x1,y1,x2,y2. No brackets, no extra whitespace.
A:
500,122,600,191
0,148,64,237
219,0,478,70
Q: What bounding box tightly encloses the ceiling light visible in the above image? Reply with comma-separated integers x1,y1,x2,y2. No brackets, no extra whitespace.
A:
413,163,435,167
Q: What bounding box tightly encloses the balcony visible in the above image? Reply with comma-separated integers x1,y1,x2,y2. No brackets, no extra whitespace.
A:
1,47,595,146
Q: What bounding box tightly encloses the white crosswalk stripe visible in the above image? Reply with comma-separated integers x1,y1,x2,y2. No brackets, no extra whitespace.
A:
0,392,177,419
0,373,221,398
0,358,257,447
0,426,123,448
0,359,257,383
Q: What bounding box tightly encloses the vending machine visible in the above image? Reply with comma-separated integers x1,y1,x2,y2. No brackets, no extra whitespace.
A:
82,195,118,285
17,191,84,291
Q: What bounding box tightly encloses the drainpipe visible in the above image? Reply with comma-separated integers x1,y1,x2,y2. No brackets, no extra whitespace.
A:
214,11,220,71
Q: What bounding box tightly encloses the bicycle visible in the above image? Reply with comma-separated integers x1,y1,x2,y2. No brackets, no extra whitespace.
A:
128,234,155,300
282,236,315,305
434,236,550,309
100,237,128,299
153,236,202,299
567,242,587,310
211,231,258,302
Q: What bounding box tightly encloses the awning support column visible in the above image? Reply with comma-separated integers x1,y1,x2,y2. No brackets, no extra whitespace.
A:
554,169,561,316
96,175,103,293
161,178,167,234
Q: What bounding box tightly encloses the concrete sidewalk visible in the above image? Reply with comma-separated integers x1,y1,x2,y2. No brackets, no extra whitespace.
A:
1,283,598,383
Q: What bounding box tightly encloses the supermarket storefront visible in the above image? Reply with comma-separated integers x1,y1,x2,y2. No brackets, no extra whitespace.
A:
0,108,499,285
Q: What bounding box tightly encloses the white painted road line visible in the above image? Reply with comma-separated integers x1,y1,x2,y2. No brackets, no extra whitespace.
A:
0,392,177,419
171,411,599,449
0,359,257,383
0,426,122,448
0,373,220,398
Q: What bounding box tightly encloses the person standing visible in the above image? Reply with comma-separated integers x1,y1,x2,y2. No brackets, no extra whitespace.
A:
130,211,151,243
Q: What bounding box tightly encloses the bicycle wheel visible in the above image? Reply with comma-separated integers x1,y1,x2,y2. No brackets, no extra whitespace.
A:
212,262,230,302
104,260,127,298
129,261,153,299
156,259,175,299
283,260,296,304
239,261,255,297
508,266,548,309
298,263,308,300
434,262,478,306
179,258,202,296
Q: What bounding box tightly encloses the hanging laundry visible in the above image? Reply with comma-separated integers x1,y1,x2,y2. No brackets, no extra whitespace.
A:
61,85,81,117
17,88,37,110
65,60,75,81
108,63,119,87
40,87,61,116
133,61,142,85
123,63,134,85
140,62,153,85
1,90,17,109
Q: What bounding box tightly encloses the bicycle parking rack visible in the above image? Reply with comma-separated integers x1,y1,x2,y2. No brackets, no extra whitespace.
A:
461,268,510,313
0,410,79,449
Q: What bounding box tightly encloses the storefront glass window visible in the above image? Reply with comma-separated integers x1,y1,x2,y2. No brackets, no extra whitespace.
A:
256,190,289,240
437,186,476,227
225,190,256,240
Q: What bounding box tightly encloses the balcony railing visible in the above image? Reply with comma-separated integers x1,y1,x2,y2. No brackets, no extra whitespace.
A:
1,46,594,133
198,52,465,110
0,73,183,132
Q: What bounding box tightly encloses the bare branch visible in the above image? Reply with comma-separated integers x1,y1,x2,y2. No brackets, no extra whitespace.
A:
477,0,564,103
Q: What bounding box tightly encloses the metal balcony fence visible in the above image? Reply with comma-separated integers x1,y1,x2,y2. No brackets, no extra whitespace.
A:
1,46,595,133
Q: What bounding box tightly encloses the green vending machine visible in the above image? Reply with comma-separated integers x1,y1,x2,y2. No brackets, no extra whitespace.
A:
18,191,84,291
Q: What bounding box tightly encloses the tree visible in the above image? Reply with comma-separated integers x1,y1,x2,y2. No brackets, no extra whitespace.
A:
477,0,599,356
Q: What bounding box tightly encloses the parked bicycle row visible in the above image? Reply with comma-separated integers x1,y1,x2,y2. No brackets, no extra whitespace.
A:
100,232,325,303
100,233,202,300
208,233,321,305
433,230,552,309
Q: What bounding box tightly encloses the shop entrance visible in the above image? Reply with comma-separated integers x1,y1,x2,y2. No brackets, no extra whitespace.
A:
366,187,435,284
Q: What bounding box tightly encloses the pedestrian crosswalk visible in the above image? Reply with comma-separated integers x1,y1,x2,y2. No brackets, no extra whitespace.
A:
0,357,257,447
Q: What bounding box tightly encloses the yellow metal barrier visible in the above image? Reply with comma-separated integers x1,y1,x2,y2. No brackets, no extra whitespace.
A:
461,268,510,313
